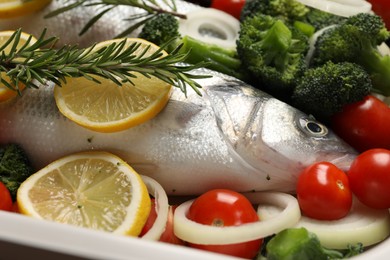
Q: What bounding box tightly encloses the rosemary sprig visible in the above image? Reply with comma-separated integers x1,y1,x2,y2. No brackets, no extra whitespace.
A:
45,0,186,37
0,28,209,96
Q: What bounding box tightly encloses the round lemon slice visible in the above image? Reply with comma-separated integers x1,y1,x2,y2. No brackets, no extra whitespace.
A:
54,38,172,133
0,0,52,19
17,151,151,236
0,30,37,102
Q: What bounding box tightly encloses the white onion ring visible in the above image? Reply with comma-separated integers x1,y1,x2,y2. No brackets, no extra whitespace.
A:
178,8,240,50
296,0,372,17
173,192,301,245
140,175,169,241
295,200,390,249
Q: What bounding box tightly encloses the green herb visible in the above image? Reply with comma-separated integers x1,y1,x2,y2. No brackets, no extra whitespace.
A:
0,28,209,96
45,0,187,37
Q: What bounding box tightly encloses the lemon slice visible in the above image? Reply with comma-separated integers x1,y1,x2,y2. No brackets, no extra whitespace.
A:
0,30,37,101
0,0,52,18
54,38,173,133
17,151,151,236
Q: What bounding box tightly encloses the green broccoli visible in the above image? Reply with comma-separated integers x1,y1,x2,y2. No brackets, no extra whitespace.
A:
292,61,372,120
310,13,390,96
0,144,34,200
303,7,346,31
138,13,249,81
240,0,310,23
138,13,180,48
236,13,309,100
265,228,363,260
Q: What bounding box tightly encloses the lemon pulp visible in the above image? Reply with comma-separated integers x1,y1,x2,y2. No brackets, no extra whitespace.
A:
17,152,151,236
54,38,172,132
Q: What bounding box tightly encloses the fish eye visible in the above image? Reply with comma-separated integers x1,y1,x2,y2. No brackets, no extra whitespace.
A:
298,117,328,137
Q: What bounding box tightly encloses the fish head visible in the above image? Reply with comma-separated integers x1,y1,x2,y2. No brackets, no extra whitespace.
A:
259,99,357,172
205,78,356,190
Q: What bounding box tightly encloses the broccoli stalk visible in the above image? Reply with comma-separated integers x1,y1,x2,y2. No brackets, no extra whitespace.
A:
237,14,308,100
310,13,390,96
176,36,247,80
0,144,34,200
138,13,249,81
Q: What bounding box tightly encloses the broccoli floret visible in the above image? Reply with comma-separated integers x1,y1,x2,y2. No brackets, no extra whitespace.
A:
265,228,363,260
240,0,310,23
310,13,390,96
138,13,249,81
303,8,346,31
138,13,180,47
292,61,372,120
0,144,34,200
237,14,308,100
344,12,390,44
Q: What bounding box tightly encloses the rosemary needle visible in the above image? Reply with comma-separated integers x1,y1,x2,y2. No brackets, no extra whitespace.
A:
0,28,209,96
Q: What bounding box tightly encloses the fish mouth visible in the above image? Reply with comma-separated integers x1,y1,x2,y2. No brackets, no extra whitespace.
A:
328,152,357,172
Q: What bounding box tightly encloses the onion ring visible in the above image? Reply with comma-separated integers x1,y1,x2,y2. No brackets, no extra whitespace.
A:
140,175,169,241
178,8,240,49
295,0,371,17
173,192,301,245
295,200,390,249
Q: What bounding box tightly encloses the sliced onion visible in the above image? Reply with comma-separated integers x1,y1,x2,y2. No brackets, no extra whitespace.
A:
178,8,240,50
378,42,390,57
140,175,169,241
295,200,390,249
173,192,301,245
296,0,372,17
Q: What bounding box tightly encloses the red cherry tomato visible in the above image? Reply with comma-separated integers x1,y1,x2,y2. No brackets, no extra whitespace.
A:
159,205,184,245
296,162,353,220
211,0,245,20
348,149,390,209
139,199,184,245
367,0,390,30
11,202,19,213
187,189,262,259
139,198,157,237
0,181,12,212
331,95,390,152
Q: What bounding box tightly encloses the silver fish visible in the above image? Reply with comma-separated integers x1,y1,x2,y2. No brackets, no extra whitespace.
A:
0,1,357,195
0,67,356,195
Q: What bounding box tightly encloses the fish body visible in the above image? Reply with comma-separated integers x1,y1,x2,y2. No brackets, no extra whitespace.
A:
0,1,356,195
0,68,356,195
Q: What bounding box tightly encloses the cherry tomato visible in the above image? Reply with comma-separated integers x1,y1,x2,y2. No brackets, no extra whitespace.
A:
139,198,157,237
296,162,352,220
139,199,184,245
0,181,12,212
159,205,184,245
367,0,390,30
348,149,390,209
211,0,245,20
332,95,390,152
11,202,20,213
187,189,262,259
